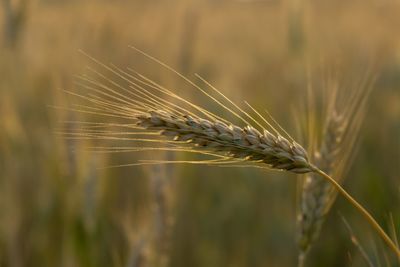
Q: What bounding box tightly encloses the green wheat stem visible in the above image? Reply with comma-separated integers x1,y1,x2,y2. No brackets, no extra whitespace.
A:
310,165,400,258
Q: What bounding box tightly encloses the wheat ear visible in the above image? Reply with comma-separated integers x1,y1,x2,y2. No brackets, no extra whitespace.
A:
64,50,400,258
297,112,346,258
136,110,311,173
297,74,376,264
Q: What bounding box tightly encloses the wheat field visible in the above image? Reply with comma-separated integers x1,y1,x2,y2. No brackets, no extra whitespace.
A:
1,0,400,266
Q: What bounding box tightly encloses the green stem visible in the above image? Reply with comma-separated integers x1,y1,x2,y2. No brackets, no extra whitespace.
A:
311,165,400,258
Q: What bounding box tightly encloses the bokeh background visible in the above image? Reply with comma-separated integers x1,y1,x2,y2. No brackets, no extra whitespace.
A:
0,0,399,266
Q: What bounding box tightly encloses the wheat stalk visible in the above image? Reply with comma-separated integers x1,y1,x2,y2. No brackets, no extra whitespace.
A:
296,75,376,265
297,111,347,264
63,48,400,259
295,72,400,267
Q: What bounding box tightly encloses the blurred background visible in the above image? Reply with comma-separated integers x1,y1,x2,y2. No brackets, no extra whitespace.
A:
0,0,399,266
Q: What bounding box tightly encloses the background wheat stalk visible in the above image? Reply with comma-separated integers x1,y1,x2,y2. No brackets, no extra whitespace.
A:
298,112,346,258
297,76,376,265
63,49,400,259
